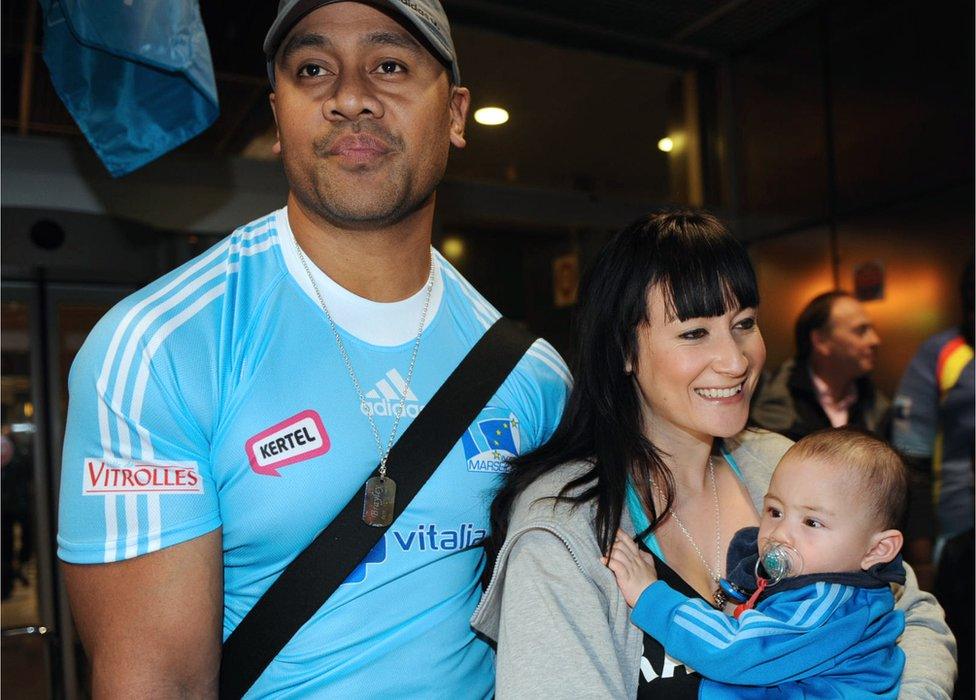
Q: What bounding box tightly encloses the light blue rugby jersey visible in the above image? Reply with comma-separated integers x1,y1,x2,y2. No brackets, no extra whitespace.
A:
58,208,570,698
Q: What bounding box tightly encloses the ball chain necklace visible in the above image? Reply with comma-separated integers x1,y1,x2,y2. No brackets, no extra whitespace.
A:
651,456,725,607
296,242,435,527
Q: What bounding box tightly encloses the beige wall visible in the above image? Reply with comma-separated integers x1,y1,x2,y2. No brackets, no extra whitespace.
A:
750,188,973,396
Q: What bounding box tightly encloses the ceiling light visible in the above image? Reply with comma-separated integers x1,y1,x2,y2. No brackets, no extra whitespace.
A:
657,137,674,153
441,237,465,260
474,107,509,126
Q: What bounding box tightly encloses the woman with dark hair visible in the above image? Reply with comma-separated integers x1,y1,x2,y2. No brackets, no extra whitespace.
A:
471,211,955,698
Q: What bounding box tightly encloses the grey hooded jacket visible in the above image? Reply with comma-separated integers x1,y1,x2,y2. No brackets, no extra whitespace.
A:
471,429,956,699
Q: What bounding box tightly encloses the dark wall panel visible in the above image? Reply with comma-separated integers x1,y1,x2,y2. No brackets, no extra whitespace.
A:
830,1,975,211
733,18,829,237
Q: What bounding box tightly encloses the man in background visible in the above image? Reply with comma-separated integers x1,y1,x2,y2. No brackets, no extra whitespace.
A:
892,258,974,699
752,291,888,441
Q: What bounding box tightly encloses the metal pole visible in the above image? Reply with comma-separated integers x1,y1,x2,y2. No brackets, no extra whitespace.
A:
820,5,842,288
18,0,38,136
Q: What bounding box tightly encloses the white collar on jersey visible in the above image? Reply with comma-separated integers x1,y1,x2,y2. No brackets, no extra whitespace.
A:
275,207,445,347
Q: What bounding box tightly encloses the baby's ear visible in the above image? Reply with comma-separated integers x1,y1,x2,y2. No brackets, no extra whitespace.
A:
860,529,904,570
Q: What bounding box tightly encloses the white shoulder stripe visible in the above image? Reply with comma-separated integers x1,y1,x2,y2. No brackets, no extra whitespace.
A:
529,338,571,377
112,265,227,456
445,262,498,315
132,284,228,441
147,494,161,554
436,263,572,386
124,494,139,559
531,338,567,368
439,264,500,326
240,213,277,234
102,493,117,563
94,216,279,562
96,241,229,455
112,283,227,563
527,346,572,387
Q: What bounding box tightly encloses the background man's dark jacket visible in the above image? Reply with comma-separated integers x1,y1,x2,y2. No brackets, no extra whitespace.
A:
750,359,890,441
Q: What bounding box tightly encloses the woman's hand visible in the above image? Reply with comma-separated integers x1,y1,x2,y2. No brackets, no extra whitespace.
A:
603,529,658,607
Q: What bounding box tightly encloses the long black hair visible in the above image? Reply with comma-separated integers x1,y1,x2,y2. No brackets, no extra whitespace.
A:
486,210,760,567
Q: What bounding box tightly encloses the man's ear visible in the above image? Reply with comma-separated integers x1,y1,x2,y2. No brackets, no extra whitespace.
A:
860,529,903,570
269,92,282,156
448,86,470,149
810,328,831,357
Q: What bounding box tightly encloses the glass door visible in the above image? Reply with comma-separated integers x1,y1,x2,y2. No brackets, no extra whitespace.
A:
1,286,53,699
1,282,132,699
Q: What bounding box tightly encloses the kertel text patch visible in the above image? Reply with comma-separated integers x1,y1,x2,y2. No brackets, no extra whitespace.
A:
245,409,330,476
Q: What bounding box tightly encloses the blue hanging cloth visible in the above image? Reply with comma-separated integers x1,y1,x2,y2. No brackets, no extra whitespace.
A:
39,0,219,177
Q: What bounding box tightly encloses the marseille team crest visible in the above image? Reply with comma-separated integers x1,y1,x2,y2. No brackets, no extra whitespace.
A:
462,410,521,473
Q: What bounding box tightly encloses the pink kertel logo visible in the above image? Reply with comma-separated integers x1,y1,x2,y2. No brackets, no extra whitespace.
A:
245,409,330,477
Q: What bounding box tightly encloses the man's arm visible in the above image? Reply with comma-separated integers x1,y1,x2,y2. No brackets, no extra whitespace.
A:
902,455,937,590
748,374,795,434
64,528,223,698
890,342,941,589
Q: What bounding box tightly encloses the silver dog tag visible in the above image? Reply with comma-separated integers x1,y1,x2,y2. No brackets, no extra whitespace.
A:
362,475,396,527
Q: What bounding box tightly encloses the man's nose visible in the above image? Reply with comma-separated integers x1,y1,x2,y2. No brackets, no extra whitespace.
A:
325,71,383,121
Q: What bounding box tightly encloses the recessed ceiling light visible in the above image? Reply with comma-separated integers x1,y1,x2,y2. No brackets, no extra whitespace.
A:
657,137,674,153
474,107,509,126
441,237,465,259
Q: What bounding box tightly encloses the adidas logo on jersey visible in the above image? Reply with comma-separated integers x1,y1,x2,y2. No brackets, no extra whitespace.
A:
361,369,426,418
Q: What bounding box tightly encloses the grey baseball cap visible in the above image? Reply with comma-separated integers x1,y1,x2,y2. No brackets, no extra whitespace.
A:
264,0,460,87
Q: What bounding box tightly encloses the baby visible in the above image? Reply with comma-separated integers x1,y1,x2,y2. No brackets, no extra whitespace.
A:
607,428,908,699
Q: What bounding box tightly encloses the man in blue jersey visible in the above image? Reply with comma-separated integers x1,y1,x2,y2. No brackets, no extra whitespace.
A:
892,258,974,698
57,1,570,697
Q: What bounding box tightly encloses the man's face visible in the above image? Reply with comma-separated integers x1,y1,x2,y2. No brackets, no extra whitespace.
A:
812,296,881,381
269,2,469,229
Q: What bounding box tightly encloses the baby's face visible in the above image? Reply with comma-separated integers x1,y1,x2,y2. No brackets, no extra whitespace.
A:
758,455,882,576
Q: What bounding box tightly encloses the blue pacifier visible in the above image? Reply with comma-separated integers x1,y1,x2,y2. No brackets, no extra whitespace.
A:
757,541,803,585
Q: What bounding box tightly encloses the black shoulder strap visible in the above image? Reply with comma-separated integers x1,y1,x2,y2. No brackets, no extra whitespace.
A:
219,318,538,698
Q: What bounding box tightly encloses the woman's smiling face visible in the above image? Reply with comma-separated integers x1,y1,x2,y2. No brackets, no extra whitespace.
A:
631,284,766,447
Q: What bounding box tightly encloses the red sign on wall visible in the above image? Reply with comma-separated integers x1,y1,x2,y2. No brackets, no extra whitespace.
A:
854,260,885,301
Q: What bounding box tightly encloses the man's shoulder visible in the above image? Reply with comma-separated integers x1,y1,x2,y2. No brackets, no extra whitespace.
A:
918,327,968,363
437,254,572,394
436,253,501,325
767,359,800,389
73,211,287,381
509,337,572,399
750,360,801,430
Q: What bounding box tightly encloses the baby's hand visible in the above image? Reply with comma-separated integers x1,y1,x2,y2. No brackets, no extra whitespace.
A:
603,529,658,607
